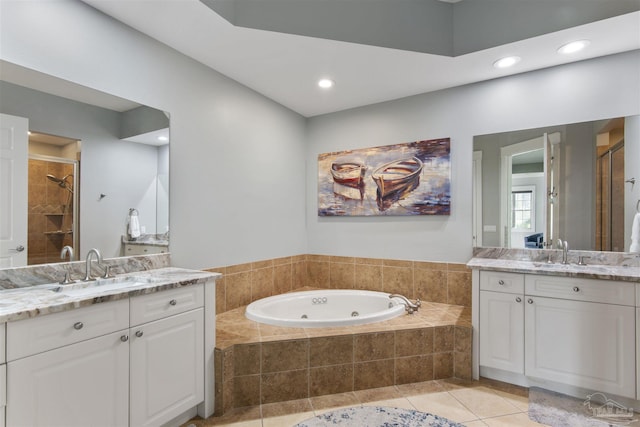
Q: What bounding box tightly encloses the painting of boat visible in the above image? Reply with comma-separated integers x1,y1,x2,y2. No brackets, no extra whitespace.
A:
371,157,423,198
317,138,450,216
330,162,366,187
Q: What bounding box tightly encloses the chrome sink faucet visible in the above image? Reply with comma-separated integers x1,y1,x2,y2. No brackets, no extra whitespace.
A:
83,248,103,281
557,239,569,264
59,246,76,284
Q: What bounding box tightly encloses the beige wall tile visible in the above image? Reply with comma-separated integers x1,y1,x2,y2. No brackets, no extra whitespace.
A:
355,264,383,291
330,262,355,289
262,340,309,373
273,263,293,295
396,328,434,357
434,352,453,379
234,375,261,408
234,343,261,376
382,266,414,297
227,262,253,274
434,326,454,352
354,359,395,390
309,336,354,367
226,271,252,310
354,332,395,361
395,354,434,384
448,271,472,307
261,369,309,404
415,269,447,303
455,326,472,353
310,364,354,396
252,259,274,270
251,267,274,301
307,261,330,288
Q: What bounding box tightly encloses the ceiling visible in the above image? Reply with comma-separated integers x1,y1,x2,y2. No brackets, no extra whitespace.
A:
79,1,639,117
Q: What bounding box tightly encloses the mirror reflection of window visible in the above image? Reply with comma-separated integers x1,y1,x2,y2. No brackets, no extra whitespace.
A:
512,187,535,231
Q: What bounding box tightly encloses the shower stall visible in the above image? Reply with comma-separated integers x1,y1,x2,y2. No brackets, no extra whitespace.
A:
28,155,78,264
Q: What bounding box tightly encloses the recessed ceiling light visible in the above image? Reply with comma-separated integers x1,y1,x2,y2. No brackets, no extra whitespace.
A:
493,56,521,69
557,40,590,55
318,79,334,89
158,136,169,142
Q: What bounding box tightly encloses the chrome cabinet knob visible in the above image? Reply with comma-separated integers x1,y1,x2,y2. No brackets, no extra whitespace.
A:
169,299,177,306
573,286,580,292
527,298,534,304
73,322,84,330
135,330,144,338
515,297,522,303
120,335,129,342
498,280,505,286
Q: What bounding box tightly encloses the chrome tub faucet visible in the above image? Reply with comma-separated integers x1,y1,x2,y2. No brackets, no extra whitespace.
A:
389,294,421,314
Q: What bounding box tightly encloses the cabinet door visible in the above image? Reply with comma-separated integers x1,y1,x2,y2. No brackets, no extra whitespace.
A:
6,330,129,427
130,309,204,427
526,297,635,398
480,290,524,374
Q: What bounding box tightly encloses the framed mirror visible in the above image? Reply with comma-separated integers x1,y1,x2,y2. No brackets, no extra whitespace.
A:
0,61,169,267
473,115,638,251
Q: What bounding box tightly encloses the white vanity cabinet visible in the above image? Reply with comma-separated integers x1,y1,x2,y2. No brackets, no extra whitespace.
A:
479,272,524,375
5,300,130,427
1,323,6,427
129,285,204,427
477,270,637,399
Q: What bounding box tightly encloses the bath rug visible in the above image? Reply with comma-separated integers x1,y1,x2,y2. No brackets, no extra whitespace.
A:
293,406,465,427
528,386,639,427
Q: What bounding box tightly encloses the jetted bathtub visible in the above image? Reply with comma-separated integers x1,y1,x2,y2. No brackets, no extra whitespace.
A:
245,289,406,328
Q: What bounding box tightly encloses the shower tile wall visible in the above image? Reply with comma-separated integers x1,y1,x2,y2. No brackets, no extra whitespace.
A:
207,255,471,314
28,159,74,265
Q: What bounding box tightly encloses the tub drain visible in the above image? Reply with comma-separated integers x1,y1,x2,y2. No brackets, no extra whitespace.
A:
351,311,359,317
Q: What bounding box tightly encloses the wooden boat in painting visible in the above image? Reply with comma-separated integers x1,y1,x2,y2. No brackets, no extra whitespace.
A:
330,162,366,187
371,157,424,198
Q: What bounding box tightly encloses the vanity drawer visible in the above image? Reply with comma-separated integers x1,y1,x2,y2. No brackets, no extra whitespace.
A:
525,275,635,306
7,299,129,361
130,284,204,326
480,271,524,294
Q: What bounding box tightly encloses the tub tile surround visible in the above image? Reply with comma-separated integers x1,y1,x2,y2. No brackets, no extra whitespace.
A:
207,255,472,315
213,291,471,415
206,255,472,416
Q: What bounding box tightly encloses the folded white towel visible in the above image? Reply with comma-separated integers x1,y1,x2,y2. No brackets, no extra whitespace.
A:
129,214,141,239
630,212,640,253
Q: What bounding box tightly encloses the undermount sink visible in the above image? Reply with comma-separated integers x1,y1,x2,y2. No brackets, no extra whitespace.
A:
53,275,165,297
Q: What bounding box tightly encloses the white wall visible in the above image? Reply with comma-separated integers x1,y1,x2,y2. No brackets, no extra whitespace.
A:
0,0,307,269
306,51,640,262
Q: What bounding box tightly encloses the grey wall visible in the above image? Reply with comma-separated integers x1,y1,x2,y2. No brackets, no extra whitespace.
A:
0,0,307,269
306,51,640,262
1,1,638,268
0,81,160,258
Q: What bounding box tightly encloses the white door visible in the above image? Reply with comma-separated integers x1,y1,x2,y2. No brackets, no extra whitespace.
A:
479,290,524,374
0,114,28,267
6,331,129,427
130,309,204,427
525,296,635,398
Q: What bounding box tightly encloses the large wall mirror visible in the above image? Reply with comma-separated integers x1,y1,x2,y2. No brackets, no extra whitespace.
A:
0,61,169,267
473,115,639,252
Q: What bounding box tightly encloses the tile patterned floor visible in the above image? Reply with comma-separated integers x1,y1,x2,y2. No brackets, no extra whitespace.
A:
186,378,549,427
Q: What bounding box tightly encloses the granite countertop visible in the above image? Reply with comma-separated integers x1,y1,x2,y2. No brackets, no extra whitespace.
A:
122,234,169,247
467,257,640,282
0,267,220,323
